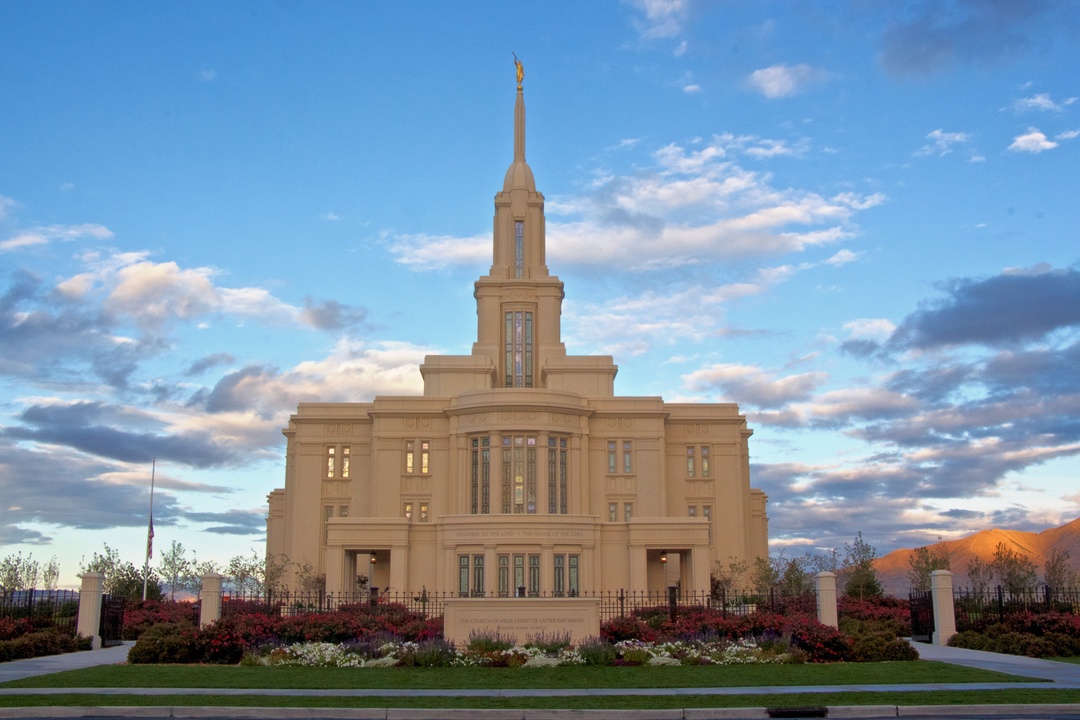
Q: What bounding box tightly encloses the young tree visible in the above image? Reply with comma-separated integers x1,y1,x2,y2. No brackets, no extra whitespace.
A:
989,542,1038,594
81,544,162,600
841,532,882,599
42,557,60,591
157,540,195,600
0,552,42,594
711,557,749,599
1043,547,1077,590
226,550,291,595
967,556,994,594
907,541,952,592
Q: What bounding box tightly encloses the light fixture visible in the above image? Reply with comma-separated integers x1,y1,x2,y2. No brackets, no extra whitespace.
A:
659,550,668,564
369,551,377,564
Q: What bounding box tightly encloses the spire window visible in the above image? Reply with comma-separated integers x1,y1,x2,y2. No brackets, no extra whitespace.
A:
514,220,524,278
504,310,534,388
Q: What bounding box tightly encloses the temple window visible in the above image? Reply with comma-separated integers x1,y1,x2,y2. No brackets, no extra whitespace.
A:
503,309,534,388
502,435,537,513
471,436,491,514
514,220,524,279
547,436,568,514
686,446,695,477
608,440,633,474
404,440,431,474
325,446,350,478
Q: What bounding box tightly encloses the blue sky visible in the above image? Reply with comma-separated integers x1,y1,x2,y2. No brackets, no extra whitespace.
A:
2,1,1079,585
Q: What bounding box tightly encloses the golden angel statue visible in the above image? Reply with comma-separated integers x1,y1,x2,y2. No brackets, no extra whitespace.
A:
513,53,524,90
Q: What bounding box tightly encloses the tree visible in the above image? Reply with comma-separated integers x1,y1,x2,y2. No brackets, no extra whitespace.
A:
42,557,60,591
711,557,749,599
226,550,291,595
157,540,195,600
967,556,994,594
1043,547,1077,590
0,552,42,595
907,541,952,592
841,532,882,599
989,542,1038,594
80,544,162,600
750,552,812,596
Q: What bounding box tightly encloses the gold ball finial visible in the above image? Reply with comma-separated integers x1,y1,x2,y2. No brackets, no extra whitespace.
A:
513,52,524,91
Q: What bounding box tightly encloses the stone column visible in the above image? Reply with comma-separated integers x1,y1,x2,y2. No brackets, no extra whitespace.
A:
814,572,838,629
76,572,105,650
931,570,957,646
199,573,224,628
324,545,345,594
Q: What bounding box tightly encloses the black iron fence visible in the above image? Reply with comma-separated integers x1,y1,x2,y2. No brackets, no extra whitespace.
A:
0,589,80,635
908,589,934,642
219,587,816,623
954,586,1080,631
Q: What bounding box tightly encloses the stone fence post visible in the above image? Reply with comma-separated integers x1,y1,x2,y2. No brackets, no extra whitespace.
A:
930,569,957,646
814,571,838,628
76,572,105,650
199,573,224,628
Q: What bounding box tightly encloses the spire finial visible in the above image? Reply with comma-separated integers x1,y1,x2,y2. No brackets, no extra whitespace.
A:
513,52,524,92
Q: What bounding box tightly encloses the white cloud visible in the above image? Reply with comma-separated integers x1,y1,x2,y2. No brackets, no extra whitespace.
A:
826,249,860,266
388,232,490,271
200,70,217,82
1055,129,1079,140
843,318,896,339
673,40,688,57
0,223,113,253
746,64,828,99
683,84,701,94
916,129,971,157
682,362,829,408
322,212,341,221
1011,93,1073,112
0,194,17,220
629,0,688,39
1008,128,1058,153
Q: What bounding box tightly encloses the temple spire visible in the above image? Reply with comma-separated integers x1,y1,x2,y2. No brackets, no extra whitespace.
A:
513,54,525,163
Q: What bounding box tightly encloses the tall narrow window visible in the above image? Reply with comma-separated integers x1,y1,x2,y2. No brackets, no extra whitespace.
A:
608,502,617,522
624,502,633,521
548,436,567,514
501,436,512,513
554,555,565,597
326,447,336,478
686,446,696,477
622,441,633,473
458,556,469,597
403,502,413,521
504,310,534,388
338,505,349,518
528,555,540,597
420,440,430,474
472,555,485,596
504,435,537,513
514,554,525,595
405,442,415,474
569,555,580,596
419,503,429,522
701,446,710,478
514,220,524,279
341,447,350,478
471,437,491,514
498,555,510,597
607,441,617,474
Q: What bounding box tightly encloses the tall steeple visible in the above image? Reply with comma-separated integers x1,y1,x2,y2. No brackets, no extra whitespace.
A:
471,57,566,389
420,59,616,398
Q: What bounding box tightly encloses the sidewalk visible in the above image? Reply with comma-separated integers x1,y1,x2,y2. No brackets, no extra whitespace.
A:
0,640,1078,719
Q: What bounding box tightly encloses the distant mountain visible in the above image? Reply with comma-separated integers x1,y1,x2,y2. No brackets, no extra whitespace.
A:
874,516,1080,597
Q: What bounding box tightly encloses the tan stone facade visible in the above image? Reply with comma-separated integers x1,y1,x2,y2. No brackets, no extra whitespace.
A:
266,80,768,598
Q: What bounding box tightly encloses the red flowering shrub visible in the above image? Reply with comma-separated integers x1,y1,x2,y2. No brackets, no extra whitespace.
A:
0,617,33,641
600,616,657,643
122,600,199,639
839,595,910,625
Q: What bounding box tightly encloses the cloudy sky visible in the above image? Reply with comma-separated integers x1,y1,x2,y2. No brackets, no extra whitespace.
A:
2,1,1079,584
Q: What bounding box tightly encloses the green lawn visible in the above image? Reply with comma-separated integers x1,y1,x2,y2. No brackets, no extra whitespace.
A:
0,661,1032,690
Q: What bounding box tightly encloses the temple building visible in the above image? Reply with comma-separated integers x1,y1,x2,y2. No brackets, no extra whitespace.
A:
266,69,769,598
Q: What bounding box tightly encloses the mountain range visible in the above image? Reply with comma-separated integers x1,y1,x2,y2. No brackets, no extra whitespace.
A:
874,516,1080,597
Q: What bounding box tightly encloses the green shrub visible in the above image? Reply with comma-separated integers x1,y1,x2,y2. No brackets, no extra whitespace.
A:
466,629,515,653
398,638,457,667
525,631,571,654
576,636,616,666
851,633,919,662
0,629,79,662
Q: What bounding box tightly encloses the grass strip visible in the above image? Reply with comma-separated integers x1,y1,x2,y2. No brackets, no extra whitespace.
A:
1,689,1078,710
0,661,1034,690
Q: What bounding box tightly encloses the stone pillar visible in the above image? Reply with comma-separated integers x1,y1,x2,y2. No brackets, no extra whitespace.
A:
325,545,345,594
199,573,224,628
814,572,838,629
931,570,957,646
76,572,105,650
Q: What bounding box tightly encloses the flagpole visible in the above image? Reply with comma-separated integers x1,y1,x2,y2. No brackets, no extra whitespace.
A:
142,457,156,601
